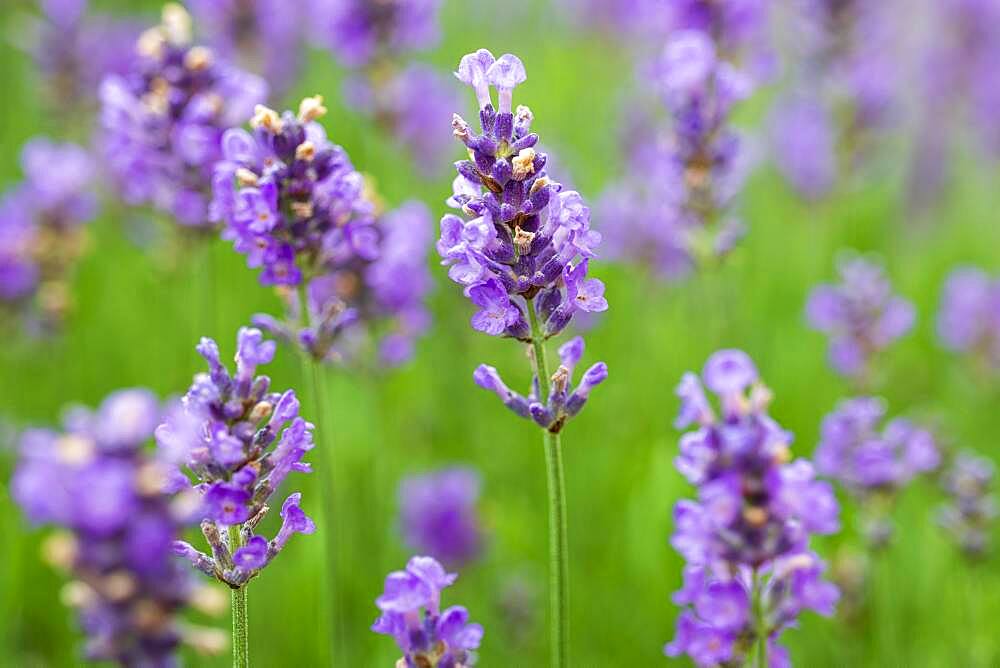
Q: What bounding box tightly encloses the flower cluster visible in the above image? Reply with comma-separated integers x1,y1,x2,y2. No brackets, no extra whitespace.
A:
157,328,317,588
815,397,939,546
0,139,97,330
398,468,484,567
938,451,998,559
666,350,840,665
213,97,432,364
11,389,212,665
311,0,442,68
770,0,900,199
600,13,762,278
188,0,305,97
806,254,915,381
474,336,608,433
99,3,267,229
937,267,1000,370
439,49,608,339
372,556,483,668
24,0,138,114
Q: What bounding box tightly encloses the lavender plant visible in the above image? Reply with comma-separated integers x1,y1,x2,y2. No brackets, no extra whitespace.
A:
599,3,767,279
0,139,97,332
211,96,433,366
937,267,1000,372
398,468,484,568
187,0,305,97
438,49,610,666
371,556,483,668
155,327,317,666
815,397,939,547
938,451,998,559
11,389,225,665
310,0,458,168
806,253,915,385
666,350,841,666
99,3,267,230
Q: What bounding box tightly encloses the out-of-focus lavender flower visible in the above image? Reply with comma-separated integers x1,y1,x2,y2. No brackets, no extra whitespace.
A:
212,97,432,365
310,0,441,68
11,389,223,664
815,397,939,546
440,50,608,338
99,4,267,229
0,139,97,329
371,555,483,668
344,63,462,167
398,468,484,567
768,94,836,200
666,349,840,665
157,327,316,587
938,451,998,559
806,253,915,381
937,267,1000,369
21,0,139,114
187,0,305,96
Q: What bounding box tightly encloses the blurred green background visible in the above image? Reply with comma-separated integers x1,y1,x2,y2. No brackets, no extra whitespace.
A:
2,0,1000,666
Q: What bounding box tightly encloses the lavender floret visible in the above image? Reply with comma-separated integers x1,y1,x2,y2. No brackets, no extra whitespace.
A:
398,468,484,568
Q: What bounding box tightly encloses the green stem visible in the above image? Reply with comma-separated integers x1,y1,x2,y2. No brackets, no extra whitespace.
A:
526,300,569,668
751,568,767,668
228,525,249,668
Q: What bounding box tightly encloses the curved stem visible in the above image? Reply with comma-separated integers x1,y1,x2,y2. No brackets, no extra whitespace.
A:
228,526,249,668
526,301,569,668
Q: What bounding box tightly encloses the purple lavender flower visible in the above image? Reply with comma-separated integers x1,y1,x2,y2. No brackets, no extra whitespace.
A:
212,97,433,365
156,327,316,587
99,3,267,229
187,0,305,96
310,0,442,68
815,397,939,546
0,139,97,328
806,253,915,380
666,349,840,665
938,451,998,558
398,468,484,567
937,267,1000,369
371,555,483,667
11,389,221,665
22,0,139,113
769,94,837,200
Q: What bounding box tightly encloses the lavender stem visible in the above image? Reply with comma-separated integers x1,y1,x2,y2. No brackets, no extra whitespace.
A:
751,568,767,668
527,298,569,668
228,525,249,668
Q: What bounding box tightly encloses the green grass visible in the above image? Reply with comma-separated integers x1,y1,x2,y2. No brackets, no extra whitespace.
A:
2,0,1000,666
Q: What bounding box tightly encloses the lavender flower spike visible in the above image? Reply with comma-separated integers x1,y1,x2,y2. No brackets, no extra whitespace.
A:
214,97,433,366
372,556,483,668
12,390,225,665
155,327,317,588
399,468,485,567
806,253,915,382
937,267,1000,370
666,350,840,666
938,451,998,559
100,3,267,229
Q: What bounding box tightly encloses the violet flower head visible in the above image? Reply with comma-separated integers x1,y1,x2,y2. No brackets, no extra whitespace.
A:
214,96,433,365
398,468,484,567
806,253,915,380
440,49,608,339
99,3,267,229
666,350,840,665
11,389,209,665
938,451,998,559
311,0,442,68
156,327,316,587
188,0,305,96
937,267,1000,369
372,556,483,668
769,94,837,201
0,138,97,329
